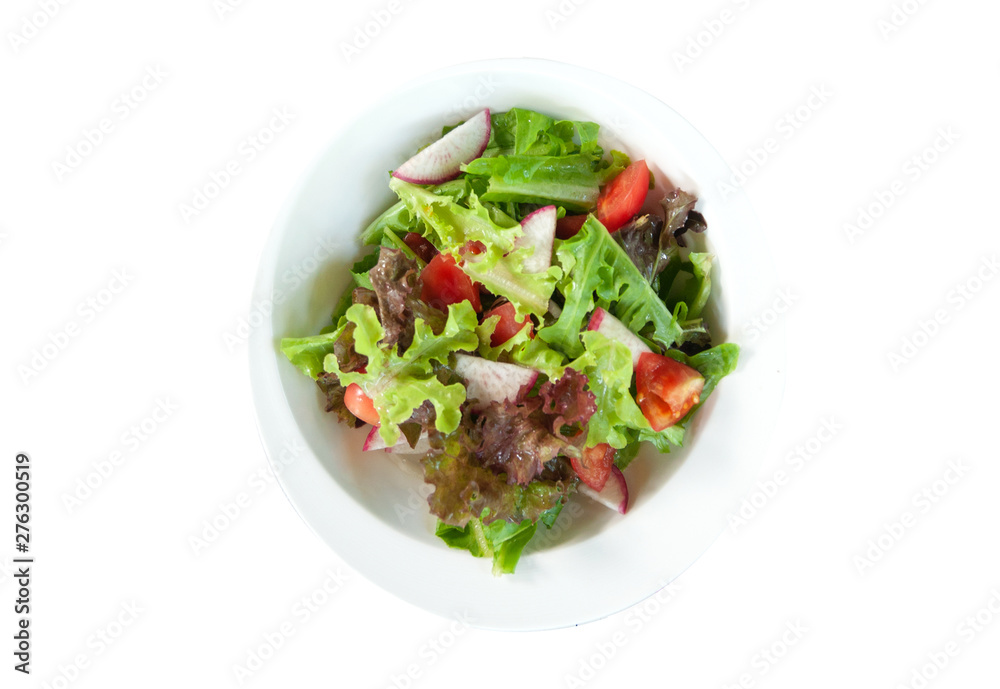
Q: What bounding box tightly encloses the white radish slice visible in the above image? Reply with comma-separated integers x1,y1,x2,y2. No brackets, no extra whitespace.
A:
363,426,431,455
392,109,491,184
514,205,557,273
453,354,538,411
587,307,652,368
579,466,629,514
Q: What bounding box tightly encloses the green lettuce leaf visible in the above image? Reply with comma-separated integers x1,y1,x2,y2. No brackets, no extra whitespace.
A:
569,332,738,455
462,154,604,212
389,177,558,317
462,245,559,319
540,216,683,358
280,326,345,379
388,177,520,252
360,200,415,246
665,252,713,321
325,302,479,445
669,342,740,403
350,250,380,290
569,331,649,449
367,247,445,352
485,108,601,158
637,343,740,453
435,517,538,576
686,253,713,320
361,179,473,246
476,312,567,380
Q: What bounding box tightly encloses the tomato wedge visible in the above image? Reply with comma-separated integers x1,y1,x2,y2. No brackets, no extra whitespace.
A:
483,301,533,347
403,232,437,263
344,383,380,426
420,252,481,312
556,214,588,239
571,443,616,491
635,352,705,431
596,160,649,232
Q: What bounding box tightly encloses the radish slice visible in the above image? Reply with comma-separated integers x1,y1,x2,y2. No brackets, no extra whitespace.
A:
453,354,538,410
363,426,431,455
579,466,629,514
514,205,557,273
392,109,491,185
587,307,652,368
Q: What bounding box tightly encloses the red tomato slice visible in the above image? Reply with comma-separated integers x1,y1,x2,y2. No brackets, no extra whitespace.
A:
420,252,481,312
596,160,649,232
556,214,588,239
635,352,705,431
344,383,380,426
570,443,616,491
483,301,533,347
403,232,438,263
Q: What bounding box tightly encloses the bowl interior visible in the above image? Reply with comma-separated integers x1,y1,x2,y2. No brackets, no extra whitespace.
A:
250,59,783,630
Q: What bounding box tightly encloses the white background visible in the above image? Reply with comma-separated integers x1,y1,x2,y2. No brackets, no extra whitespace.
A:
2,0,999,687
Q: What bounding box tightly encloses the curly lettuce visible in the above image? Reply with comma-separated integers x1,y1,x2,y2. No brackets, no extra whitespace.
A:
389,177,558,318
540,216,684,358
423,428,572,527
324,302,478,445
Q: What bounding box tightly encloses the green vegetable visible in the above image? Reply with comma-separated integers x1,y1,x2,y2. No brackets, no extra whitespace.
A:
570,331,649,449
280,326,344,379
669,343,740,404
435,518,537,576
389,177,520,252
462,244,559,319
350,250,380,290
281,107,742,575
462,154,606,211
540,216,683,358
485,108,601,158
325,302,478,445
389,177,558,318
475,316,567,381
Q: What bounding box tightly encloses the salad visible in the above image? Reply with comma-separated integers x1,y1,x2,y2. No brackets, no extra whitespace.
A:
280,107,738,575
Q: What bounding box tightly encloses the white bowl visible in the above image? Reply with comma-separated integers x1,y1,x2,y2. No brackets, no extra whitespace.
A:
249,58,784,631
